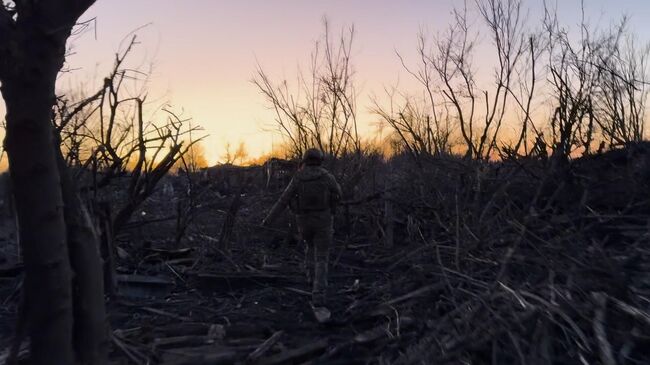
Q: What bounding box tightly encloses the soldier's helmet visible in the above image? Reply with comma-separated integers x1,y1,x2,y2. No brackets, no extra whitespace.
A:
302,148,324,166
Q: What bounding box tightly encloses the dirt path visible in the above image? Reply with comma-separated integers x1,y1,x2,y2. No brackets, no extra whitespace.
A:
103,242,414,364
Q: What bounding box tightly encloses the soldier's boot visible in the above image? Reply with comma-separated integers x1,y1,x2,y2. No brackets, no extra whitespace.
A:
312,261,328,306
311,303,331,323
311,261,330,323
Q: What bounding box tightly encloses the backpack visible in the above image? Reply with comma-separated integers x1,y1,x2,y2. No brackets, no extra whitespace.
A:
297,176,330,212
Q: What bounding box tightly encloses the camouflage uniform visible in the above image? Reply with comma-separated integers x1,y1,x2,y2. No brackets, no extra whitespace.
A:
263,149,341,306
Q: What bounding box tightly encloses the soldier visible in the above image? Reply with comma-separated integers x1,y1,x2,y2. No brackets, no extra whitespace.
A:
262,148,341,317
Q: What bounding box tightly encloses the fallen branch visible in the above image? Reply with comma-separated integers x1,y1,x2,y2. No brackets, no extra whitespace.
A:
257,339,328,365
246,330,284,363
592,292,616,365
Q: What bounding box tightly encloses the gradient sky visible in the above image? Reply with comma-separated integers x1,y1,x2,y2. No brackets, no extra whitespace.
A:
3,0,650,165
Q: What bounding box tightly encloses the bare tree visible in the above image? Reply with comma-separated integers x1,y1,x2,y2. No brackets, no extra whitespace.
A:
503,33,544,158
174,139,208,172
373,85,453,163
381,0,528,161
221,141,248,165
50,37,205,302
592,24,649,147
541,4,602,160
56,37,204,236
173,137,209,247
533,2,650,165
253,18,361,160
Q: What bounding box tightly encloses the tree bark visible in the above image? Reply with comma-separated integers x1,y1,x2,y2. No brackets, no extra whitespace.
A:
97,202,117,297
57,149,109,365
3,75,75,365
0,1,101,363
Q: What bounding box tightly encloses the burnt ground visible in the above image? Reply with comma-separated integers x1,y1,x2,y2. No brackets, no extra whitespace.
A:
0,195,432,365
101,192,435,365
1,150,650,364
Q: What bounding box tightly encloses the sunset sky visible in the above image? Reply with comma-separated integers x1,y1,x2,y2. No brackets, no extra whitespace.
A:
3,0,650,165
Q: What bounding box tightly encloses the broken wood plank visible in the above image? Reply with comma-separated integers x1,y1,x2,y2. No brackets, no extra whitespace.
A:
192,272,303,288
370,283,446,316
257,339,328,365
117,274,174,285
117,274,174,299
159,346,238,365
141,307,192,322
153,323,211,337
165,258,197,266
146,247,194,258
112,333,148,365
153,335,216,349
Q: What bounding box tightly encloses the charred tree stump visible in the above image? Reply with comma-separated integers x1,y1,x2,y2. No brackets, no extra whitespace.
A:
383,171,395,248
175,200,187,247
219,193,242,251
343,197,352,237
97,203,117,298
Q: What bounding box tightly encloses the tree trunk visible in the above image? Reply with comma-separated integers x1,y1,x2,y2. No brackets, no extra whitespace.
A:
57,149,109,365
219,193,242,251
2,77,75,364
383,168,395,248
97,202,117,297
0,2,102,363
